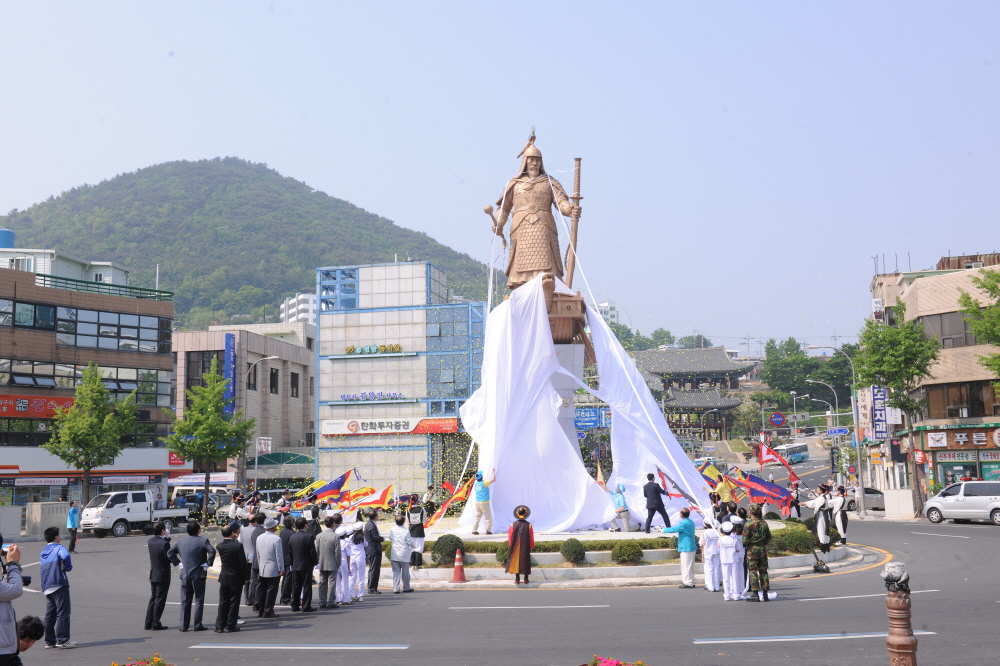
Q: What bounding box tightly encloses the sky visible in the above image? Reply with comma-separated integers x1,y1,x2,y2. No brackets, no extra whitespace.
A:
1,2,998,353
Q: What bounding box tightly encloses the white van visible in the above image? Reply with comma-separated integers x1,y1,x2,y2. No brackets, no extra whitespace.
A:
924,481,1000,525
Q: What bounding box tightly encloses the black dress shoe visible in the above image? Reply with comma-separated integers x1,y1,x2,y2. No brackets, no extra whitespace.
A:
745,596,760,602
214,629,226,633
152,625,168,631
227,626,241,632
193,625,208,631
302,607,316,613
369,590,381,595
179,628,188,632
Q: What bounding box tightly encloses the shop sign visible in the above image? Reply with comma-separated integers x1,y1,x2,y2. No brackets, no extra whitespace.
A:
339,391,405,401
978,450,1000,462
345,344,402,355
14,477,69,486
0,395,74,418
168,452,186,466
936,451,976,463
856,387,872,433
322,418,458,436
94,475,160,484
913,450,927,464
927,432,948,448
886,407,903,425
168,472,236,485
925,428,1000,450
872,386,889,440
870,452,883,465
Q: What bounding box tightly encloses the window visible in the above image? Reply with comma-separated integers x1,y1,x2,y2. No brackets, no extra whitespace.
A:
923,381,999,419
963,483,991,497
309,376,314,397
93,273,104,283
269,367,279,394
246,362,258,391
107,493,128,508
306,337,314,351
186,351,223,397
920,312,976,348
318,268,358,310
290,372,299,398
53,306,171,354
940,484,961,497
131,492,146,502
9,257,33,272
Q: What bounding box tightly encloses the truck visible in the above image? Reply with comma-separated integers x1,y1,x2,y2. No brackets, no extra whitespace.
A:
81,490,191,538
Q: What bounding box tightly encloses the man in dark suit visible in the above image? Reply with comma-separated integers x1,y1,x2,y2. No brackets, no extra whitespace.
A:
364,508,385,594
288,517,318,612
247,512,266,610
144,521,171,631
278,517,295,604
214,524,251,633
167,521,217,632
643,472,672,533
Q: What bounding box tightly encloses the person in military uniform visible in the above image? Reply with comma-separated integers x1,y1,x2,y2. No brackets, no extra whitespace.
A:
742,503,772,602
493,133,581,290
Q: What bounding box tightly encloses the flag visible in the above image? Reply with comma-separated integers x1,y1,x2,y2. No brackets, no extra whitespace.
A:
441,481,456,496
729,473,792,513
425,476,475,530
596,464,608,491
292,479,327,499
349,484,394,511
656,468,685,500
336,486,376,508
759,443,802,486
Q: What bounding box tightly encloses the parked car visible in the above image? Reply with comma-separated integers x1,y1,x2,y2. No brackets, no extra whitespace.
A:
924,481,1000,525
81,490,190,537
847,487,885,511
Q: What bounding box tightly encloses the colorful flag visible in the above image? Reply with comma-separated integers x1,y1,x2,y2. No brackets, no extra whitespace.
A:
336,486,376,508
304,468,356,504
759,443,802,486
349,484,395,511
425,476,475,530
596,464,608,491
441,481,456,496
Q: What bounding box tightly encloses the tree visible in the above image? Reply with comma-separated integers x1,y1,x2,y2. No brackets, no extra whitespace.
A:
677,334,713,349
959,268,1000,383
165,357,256,525
45,363,138,505
855,299,939,513
609,322,654,351
650,328,675,347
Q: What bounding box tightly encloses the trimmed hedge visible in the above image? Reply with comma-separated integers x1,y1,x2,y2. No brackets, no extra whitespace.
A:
432,534,465,565
495,542,510,565
801,516,842,544
766,527,814,555
611,541,644,563
424,536,676,555
560,538,586,564
763,511,781,520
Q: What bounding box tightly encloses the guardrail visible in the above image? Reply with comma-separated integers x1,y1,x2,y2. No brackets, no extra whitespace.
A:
35,273,173,301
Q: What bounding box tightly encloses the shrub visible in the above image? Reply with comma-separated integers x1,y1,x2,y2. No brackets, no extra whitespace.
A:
801,517,841,543
560,538,586,564
432,534,465,565
763,511,781,520
611,541,643,564
785,517,802,524
766,527,814,555
495,542,510,564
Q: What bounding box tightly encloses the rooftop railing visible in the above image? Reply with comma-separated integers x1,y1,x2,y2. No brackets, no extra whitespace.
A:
34,273,174,302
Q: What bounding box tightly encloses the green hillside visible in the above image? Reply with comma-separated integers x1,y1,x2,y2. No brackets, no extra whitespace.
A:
1,157,492,328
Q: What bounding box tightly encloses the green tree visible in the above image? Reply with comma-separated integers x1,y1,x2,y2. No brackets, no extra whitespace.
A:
677,334,713,349
610,322,655,351
855,299,939,513
45,363,138,505
650,328,675,347
959,268,1000,383
165,357,256,525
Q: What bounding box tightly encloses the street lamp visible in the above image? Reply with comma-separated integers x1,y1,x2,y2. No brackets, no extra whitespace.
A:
243,356,279,490
792,393,809,415
701,409,720,450
806,379,839,427
808,345,867,517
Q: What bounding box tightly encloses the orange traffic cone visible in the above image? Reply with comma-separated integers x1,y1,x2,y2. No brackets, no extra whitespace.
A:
451,548,467,583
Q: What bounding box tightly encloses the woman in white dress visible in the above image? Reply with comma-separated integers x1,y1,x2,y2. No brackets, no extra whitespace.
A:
804,484,833,554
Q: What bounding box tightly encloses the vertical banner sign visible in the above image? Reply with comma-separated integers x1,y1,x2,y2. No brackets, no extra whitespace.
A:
872,386,888,441
223,333,236,418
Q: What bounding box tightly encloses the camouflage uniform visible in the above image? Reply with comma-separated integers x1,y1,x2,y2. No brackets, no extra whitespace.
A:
742,510,772,593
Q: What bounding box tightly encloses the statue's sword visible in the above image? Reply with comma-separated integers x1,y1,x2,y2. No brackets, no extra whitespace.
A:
564,158,583,289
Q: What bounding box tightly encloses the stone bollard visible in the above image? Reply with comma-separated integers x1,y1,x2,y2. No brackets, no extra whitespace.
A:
881,561,918,666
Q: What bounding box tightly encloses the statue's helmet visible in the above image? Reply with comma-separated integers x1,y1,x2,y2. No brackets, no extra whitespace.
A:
521,143,542,160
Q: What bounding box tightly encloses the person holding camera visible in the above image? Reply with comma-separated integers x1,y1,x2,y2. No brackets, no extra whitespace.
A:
1,535,26,665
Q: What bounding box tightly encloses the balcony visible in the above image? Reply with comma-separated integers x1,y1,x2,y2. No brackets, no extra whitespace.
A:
34,273,173,302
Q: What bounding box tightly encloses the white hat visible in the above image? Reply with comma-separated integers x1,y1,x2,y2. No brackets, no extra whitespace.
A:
731,516,744,525
721,521,734,533
264,518,279,530
353,523,363,531
335,526,348,536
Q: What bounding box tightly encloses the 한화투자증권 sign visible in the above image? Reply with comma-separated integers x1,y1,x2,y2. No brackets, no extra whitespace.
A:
322,418,458,436
346,344,402,355
339,391,405,401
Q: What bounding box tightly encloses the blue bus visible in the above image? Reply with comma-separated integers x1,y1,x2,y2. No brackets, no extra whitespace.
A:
775,443,810,464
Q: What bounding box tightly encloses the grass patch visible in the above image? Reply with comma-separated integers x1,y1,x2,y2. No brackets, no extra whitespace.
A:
727,439,750,453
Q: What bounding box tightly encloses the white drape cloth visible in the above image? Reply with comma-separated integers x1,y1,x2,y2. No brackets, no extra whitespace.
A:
458,275,711,534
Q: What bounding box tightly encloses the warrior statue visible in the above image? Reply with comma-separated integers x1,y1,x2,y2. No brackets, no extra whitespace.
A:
490,132,581,290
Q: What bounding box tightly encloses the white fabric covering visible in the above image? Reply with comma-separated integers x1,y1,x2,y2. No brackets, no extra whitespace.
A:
458,275,710,534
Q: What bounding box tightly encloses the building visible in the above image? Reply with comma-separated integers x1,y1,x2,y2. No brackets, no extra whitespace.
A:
280,292,317,326
173,323,316,490
868,254,1000,495
0,265,175,506
316,262,485,494
597,301,619,326
0,230,130,286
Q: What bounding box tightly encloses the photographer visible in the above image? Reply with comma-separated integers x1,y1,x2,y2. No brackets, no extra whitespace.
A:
1,533,25,665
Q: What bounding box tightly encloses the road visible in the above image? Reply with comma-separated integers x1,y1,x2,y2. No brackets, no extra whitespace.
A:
6,517,997,666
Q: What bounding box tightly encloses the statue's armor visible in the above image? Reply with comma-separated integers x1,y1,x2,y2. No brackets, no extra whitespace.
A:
501,175,568,286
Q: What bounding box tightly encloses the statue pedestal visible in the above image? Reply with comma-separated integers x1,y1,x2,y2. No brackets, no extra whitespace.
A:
554,344,585,460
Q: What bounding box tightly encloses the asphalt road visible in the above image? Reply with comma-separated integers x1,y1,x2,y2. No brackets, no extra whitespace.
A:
5,516,998,666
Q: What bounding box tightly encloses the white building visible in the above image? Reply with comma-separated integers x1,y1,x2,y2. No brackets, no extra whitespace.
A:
597,301,619,325
281,292,317,326
0,231,130,286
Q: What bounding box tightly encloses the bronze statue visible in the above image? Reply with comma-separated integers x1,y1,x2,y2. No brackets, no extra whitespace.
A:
486,132,581,290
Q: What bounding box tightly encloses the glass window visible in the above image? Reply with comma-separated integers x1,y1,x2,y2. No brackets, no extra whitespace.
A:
34,377,56,388
139,341,157,353
157,382,170,394
107,493,128,508
940,484,961,497
118,382,138,391
140,316,158,328
158,370,171,382
0,299,12,326
77,309,98,323
120,328,138,339
9,419,30,432
291,372,299,398
269,368,279,394
54,364,75,377
139,381,155,393
98,337,118,350
57,307,77,321
159,318,172,330
157,342,171,354
99,324,117,337
34,306,55,329
77,322,98,336
139,328,157,340
137,369,155,381
56,320,76,333
11,376,34,385
137,393,156,406
158,329,171,342
116,368,136,380
99,311,119,325
12,360,32,373
157,394,171,407
119,339,139,352
120,314,139,327
77,335,97,348
963,483,990,497
131,492,146,502
33,363,54,375
14,303,34,326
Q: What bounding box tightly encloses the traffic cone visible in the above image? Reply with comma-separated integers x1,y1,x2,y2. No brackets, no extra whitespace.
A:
451,548,467,583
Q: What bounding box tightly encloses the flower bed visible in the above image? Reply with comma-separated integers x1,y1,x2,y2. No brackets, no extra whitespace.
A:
111,655,170,666
425,536,677,554
583,655,645,666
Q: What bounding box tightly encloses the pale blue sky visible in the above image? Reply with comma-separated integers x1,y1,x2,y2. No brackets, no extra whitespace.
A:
1,2,998,351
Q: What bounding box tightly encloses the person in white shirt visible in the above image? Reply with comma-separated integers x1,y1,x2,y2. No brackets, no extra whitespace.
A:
699,520,721,593
830,486,849,545
335,527,352,606
388,514,415,594
348,524,367,602
804,484,833,554
718,522,743,601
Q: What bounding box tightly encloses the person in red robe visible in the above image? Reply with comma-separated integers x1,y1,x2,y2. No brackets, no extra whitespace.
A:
505,505,534,584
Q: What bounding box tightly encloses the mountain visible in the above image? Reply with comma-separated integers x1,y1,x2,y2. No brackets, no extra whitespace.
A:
1,157,491,328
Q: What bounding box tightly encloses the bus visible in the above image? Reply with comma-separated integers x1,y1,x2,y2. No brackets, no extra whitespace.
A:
774,443,810,464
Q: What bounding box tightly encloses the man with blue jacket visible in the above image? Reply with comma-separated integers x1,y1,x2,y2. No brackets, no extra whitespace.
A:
40,526,76,648
661,507,697,589
65,501,80,554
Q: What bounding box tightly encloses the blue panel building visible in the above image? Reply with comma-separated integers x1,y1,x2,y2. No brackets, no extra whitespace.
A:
315,262,484,494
